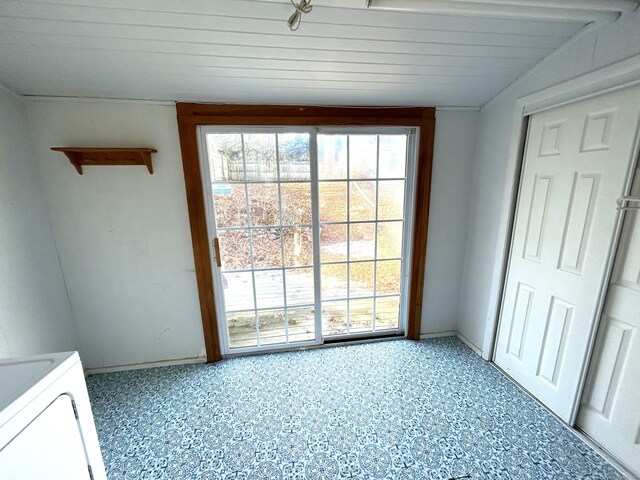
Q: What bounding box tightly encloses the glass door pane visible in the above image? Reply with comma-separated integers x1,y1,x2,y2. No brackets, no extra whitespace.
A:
204,130,316,351
318,133,408,337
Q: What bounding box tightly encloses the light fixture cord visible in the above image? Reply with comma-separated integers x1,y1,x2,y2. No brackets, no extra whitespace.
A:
288,0,313,31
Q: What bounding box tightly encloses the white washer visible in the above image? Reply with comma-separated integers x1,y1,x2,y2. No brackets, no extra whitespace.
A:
0,352,106,479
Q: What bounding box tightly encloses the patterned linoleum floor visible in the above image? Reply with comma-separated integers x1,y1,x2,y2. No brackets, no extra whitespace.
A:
87,337,625,479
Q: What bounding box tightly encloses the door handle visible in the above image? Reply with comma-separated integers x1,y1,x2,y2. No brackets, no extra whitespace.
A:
213,238,222,267
617,196,640,210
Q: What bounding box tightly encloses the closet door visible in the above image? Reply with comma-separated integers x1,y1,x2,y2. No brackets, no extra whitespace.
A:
494,85,640,422
577,169,640,477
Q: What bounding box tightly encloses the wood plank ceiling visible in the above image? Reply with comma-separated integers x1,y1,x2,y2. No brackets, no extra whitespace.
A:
0,0,590,106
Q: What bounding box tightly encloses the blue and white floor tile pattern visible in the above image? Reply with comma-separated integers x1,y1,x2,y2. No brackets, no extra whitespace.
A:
86,337,624,479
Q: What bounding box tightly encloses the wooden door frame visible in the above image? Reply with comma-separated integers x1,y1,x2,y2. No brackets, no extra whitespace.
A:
176,103,436,362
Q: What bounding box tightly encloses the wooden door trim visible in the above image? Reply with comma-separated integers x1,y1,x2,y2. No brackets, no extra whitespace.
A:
176,103,436,362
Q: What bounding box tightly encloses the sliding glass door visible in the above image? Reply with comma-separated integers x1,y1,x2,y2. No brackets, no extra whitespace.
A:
199,127,416,354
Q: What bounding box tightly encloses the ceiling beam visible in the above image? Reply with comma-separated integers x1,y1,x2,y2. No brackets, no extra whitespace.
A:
366,0,638,22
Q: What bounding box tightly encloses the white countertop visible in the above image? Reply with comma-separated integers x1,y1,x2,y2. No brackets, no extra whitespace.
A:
0,352,79,427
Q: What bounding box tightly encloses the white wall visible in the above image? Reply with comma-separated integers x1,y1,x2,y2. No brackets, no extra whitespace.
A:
26,100,205,370
24,99,476,365
0,88,80,358
421,110,478,335
458,11,640,354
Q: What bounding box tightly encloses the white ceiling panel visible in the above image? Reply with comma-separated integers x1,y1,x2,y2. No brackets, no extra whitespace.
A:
0,0,591,106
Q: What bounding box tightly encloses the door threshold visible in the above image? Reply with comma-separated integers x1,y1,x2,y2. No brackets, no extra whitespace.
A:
323,330,405,344
222,333,405,359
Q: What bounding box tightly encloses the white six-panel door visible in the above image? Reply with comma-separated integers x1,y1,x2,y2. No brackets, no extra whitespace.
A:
577,168,640,477
494,85,640,422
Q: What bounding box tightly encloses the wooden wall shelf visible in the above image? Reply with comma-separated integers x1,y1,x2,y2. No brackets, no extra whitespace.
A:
51,147,157,175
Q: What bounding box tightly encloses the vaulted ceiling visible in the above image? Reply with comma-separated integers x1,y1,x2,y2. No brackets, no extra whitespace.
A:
0,0,602,106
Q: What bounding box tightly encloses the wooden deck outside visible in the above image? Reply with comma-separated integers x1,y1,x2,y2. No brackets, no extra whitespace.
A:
223,269,400,348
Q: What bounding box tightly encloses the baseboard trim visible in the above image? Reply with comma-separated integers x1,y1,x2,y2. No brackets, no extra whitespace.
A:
419,331,456,339
85,356,207,375
418,331,484,357
456,331,483,356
